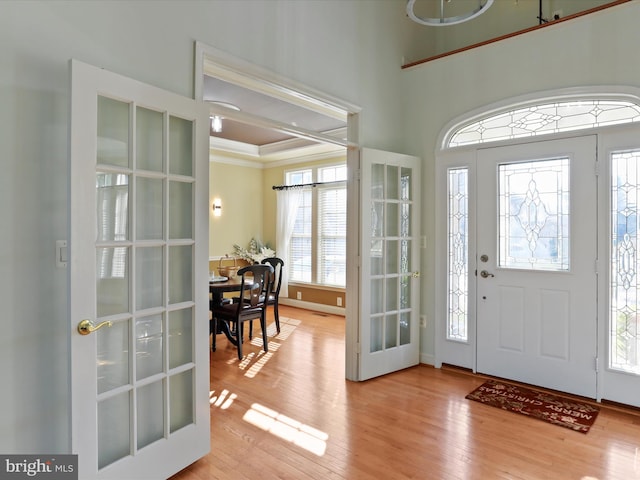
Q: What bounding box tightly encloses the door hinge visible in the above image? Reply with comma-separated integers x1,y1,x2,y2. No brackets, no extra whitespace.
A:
595,356,599,373
594,259,599,274
594,161,600,176
355,342,361,354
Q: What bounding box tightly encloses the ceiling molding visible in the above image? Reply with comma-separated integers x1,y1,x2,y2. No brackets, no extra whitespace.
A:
198,43,360,122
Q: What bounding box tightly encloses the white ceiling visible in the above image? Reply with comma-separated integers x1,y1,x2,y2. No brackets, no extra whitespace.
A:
203,74,347,163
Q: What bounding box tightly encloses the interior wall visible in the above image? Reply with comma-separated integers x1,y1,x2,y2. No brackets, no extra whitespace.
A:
0,0,408,454
403,0,620,63
209,158,264,257
402,1,640,363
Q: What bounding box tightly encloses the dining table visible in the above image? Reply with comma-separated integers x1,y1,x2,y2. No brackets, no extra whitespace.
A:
209,275,253,351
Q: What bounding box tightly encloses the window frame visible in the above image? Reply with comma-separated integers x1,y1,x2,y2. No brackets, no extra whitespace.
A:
285,162,347,287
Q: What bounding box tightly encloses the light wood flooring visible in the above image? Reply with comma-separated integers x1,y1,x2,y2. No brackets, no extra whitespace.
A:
170,305,640,480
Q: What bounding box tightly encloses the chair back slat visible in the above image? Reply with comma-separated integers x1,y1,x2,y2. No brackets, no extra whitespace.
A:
237,264,273,310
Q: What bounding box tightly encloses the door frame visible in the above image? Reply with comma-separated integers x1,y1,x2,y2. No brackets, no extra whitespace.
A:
193,42,365,380
435,86,640,404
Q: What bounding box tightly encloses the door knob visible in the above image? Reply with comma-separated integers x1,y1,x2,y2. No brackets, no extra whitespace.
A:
77,319,112,336
480,270,495,278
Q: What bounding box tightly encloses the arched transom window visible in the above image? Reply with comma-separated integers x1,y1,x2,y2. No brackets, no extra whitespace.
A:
448,99,640,148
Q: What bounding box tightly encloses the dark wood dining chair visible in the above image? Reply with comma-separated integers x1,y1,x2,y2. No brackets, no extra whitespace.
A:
210,264,273,359
261,257,284,334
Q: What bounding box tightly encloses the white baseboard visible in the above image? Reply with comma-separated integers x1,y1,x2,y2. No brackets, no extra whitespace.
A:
280,298,345,316
420,353,435,366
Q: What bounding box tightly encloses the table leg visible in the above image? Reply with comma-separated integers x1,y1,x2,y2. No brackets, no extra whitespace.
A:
210,290,238,350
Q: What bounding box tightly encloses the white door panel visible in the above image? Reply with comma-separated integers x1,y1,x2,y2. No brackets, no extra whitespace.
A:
70,60,210,479
359,148,421,380
476,136,597,398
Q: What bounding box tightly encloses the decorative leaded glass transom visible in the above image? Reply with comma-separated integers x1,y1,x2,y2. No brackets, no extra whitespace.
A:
498,158,570,271
449,100,640,148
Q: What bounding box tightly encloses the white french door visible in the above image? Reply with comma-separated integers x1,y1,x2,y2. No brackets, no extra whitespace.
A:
476,136,598,398
70,60,210,479
359,148,421,380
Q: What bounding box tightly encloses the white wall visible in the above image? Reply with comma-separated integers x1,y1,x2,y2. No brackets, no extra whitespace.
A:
402,1,640,360
0,0,409,453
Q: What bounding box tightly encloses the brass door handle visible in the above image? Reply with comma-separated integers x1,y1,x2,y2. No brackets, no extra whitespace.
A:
480,270,495,278
77,319,112,336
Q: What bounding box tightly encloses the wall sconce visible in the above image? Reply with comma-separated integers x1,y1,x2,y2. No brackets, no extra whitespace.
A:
212,198,222,217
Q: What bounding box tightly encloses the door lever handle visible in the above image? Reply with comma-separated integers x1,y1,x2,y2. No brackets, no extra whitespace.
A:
480,270,495,278
77,319,113,336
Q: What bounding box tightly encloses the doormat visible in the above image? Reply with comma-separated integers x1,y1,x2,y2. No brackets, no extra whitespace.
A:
465,379,600,434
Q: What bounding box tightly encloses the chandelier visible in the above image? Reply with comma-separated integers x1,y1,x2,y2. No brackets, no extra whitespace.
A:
406,0,494,26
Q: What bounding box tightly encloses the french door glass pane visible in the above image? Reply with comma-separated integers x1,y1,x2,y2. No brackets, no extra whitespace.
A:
137,381,165,450
136,177,163,240
170,370,194,433
136,106,163,172
96,247,130,317
169,116,193,177
447,168,468,342
97,173,130,242
135,246,163,311
135,314,163,380
385,313,398,349
97,96,129,168
386,203,399,236
169,181,193,239
97,320,130,394
498,158,570,271
610,150,640,374
400,312,411,345
98,392,131,469
370,316,383,353
386,165,399,200
169,308,193,368
168,245,193,304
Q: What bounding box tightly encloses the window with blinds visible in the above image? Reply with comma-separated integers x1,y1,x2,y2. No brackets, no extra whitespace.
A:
286,164,347,287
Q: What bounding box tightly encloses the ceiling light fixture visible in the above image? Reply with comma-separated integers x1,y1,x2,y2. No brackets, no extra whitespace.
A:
406,0,494,26
211,115,222,133
206,101,241,134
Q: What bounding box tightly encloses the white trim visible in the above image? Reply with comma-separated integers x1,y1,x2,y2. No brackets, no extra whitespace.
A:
437,85,640,152
280,297,345,316
196,42,361,121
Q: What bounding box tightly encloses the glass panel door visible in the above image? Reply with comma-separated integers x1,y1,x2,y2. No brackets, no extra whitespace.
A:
70,60,210,479
359,149,420,380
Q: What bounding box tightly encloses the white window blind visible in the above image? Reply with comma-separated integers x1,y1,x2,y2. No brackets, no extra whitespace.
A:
284,164,346,287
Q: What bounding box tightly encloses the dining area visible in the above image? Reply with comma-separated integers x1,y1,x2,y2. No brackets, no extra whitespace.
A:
209,256,284,359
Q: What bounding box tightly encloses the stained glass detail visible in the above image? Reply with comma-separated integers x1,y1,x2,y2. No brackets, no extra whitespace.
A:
447,168,468,342
449,101,640,147
499,159,569,271
610,150,640,374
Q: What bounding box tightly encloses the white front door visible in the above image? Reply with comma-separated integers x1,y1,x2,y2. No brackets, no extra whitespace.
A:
359,148,421,380
70,60,210,479
476,136,598,398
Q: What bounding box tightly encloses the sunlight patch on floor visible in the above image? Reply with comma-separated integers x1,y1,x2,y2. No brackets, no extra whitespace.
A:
209,389,237,410
220,317,300,376
243,403,328,456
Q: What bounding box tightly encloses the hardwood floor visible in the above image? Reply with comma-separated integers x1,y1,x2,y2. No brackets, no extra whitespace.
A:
170,305,640,480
